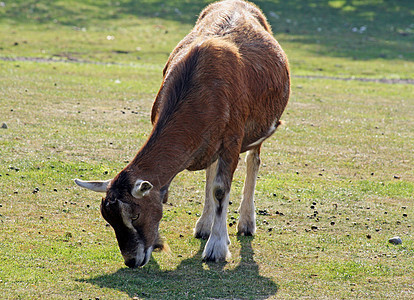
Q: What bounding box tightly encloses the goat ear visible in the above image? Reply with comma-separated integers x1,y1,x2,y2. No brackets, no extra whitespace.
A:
131,179,153,198
74,179,110,192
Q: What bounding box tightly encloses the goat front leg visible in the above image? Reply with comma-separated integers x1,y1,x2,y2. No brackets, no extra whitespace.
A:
202,153,238,262
238,146,261,236
194,160,218,239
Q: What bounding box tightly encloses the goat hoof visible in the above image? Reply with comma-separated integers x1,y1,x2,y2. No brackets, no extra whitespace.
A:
202,249,230,262
194,231,210,240
237,230,254,236
194,218,212,239
237,222,256,236
202,236,231,262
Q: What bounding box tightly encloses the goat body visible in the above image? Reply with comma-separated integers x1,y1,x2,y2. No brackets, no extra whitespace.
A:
75,0,290,267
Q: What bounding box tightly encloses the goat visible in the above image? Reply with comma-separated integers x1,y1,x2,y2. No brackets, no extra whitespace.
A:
75,0,290,268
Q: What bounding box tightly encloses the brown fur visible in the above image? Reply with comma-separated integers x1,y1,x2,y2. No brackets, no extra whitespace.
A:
139,0,289,185
96,0,289,267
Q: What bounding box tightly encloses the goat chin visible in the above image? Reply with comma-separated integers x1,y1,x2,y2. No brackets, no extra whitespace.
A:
153,236,171,253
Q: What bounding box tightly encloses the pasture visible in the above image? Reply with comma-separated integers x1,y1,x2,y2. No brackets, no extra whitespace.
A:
0,0,413,299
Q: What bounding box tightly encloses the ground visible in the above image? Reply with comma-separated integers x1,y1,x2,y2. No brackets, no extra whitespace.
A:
0,0,413,299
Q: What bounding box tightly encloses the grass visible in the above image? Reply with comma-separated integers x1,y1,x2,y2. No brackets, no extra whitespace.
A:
0,0,413,299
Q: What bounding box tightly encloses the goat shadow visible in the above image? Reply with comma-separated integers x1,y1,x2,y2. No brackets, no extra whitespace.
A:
80,236,279,299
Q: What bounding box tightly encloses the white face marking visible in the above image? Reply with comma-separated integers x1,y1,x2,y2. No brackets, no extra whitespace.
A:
118,202,151,267
119,202,136,231
142,246,153,266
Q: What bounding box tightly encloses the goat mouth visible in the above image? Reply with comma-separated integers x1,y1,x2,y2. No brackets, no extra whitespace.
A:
125,258,138,268
140,246,153,267
123,246,153,268
124,255,149,268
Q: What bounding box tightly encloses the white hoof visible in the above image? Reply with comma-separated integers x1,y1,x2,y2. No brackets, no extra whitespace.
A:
202,236,231,262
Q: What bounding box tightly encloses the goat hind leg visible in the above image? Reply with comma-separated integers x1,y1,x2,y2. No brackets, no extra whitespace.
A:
237,146,261,236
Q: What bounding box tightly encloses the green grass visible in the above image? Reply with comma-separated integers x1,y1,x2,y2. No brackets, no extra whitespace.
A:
1,0,413,299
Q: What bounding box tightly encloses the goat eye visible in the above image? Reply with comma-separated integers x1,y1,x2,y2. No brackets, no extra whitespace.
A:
131,214,140,221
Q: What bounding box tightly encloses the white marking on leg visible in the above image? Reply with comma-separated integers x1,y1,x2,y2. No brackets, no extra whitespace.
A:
194,161,218,239
202,190,231,262
238,148,261,235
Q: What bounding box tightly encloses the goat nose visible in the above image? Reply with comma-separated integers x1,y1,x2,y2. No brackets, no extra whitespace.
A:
125,258,137,268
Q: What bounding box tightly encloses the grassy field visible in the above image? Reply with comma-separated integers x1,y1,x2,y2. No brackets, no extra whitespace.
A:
0,0,413,299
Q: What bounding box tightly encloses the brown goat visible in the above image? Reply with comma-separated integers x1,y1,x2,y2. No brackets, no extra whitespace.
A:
75,0,290,268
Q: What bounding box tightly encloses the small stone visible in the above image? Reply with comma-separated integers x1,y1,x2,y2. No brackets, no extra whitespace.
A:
388,236,402,245
1,122,8,129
